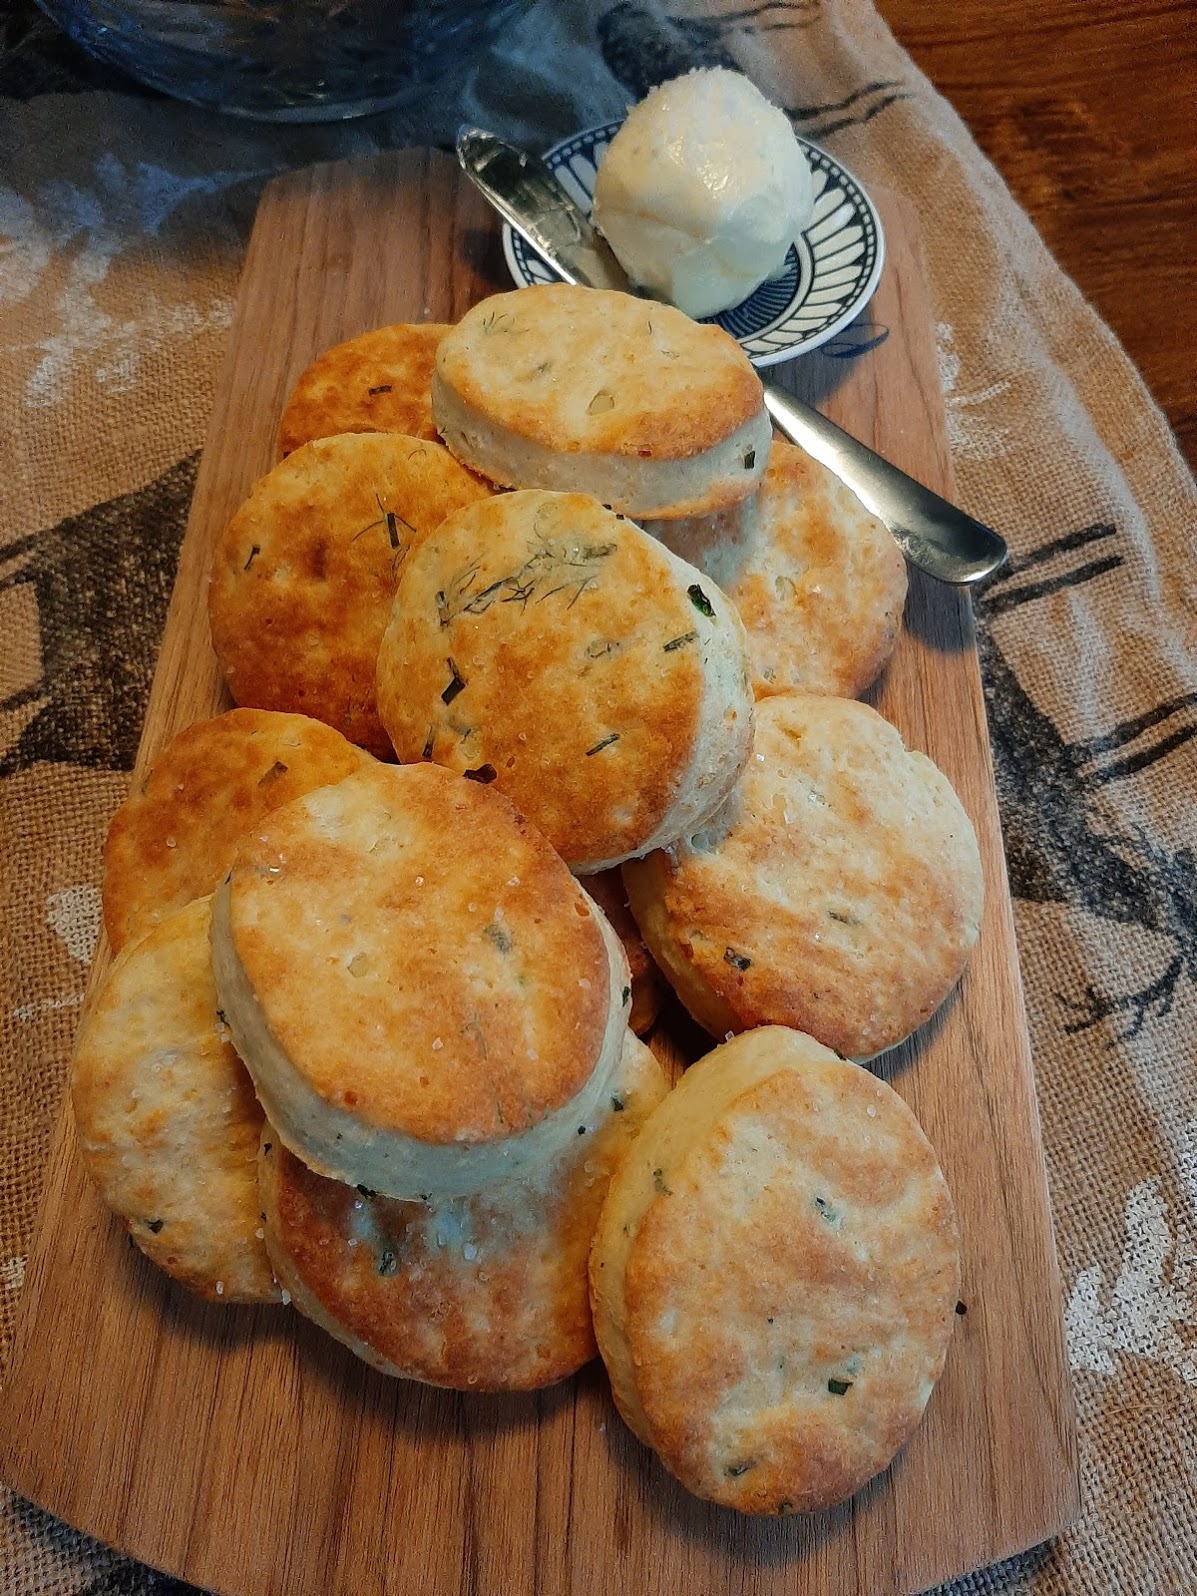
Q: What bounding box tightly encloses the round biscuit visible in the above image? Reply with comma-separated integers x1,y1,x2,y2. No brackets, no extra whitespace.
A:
646,438,908,698
622,693,984,1057
211,762,632,1200
589,1027,960,1513
585,868,666,1036
260,1030,669,1391
102,708,373,954
375,490,755,872
70,895,280,1304
208,433,492,757
276,323,448,458
432,285,772,519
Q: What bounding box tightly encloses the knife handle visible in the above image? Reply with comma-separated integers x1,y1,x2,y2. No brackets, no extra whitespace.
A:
763,386,1007,585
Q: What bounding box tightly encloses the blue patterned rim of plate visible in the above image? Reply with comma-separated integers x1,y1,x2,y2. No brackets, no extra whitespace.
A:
502,120,885,367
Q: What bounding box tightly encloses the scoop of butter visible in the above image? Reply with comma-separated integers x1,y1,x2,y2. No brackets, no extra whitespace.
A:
592,68,815,320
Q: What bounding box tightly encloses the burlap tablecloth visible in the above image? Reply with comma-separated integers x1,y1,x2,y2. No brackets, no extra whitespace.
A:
2,0,1195,1590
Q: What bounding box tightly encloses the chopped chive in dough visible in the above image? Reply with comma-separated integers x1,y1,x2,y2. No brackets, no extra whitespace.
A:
422,728,435,760
813,1195,839,1224
725,1461,756,1478
463,763,498,784
145,1218,165,1234
663,630,698,652
621,985,631,1006
687,583,715,618
743,449,756,470
436,590,450,627
586,639,618,659
956,1300,968,1315
724,947,752,971
356,1184,376,1198
610,1093,626,1113
586,732,620,757
378,1249,397,1276
243,544,260,571
216,1008,227,1026
827,1378,853,1395
442,659,466,704
484,923,512,954
653,1168,672,1195
367,383,393,395
828,909,858,925
258,760,289,787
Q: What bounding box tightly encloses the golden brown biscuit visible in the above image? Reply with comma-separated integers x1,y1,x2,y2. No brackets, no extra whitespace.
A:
622,693,984,1057
212,762,631,1200
432,285,771,519
260,1030,669,1391
102,708,372,954
375,490,754,873
585,868,665,1036
646,438,908,698
277,323,448,458
208,433,492,757
589,1027,960,1513
71,896,280,1304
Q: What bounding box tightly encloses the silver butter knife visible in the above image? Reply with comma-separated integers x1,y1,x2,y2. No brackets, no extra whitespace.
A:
457,127,1007,586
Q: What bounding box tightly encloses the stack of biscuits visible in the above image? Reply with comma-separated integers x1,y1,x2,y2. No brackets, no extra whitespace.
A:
73,282,982,1516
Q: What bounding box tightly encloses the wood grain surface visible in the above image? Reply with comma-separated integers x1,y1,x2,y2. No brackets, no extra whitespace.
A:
880,0,1197,471
0,149,1079,1596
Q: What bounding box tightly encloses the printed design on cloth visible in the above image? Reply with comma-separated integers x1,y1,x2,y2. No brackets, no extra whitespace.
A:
0,153,258,408
1066,1118,1197,1386
935,321,1013,463
46,883,103,967
0,453,198,778
597,1,911,135
977,537,1197,1041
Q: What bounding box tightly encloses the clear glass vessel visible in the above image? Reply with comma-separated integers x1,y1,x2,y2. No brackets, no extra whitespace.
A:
36,0,532,121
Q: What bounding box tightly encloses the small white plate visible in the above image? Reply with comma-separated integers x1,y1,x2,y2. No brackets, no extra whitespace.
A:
502,119,885,367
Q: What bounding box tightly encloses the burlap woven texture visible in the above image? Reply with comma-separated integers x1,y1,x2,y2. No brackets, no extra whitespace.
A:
2,1,1194,1591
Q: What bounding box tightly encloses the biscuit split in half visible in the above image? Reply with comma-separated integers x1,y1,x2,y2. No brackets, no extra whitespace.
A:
376,489,754,873
622,693,984,1058
589,1027,961,1514
260,1030,668,1391
212,762,631,1201
208,433,492,758
102,708,372,954
646,438,908,699
432,285,772,519
71,895,280,1304
277,323,448,458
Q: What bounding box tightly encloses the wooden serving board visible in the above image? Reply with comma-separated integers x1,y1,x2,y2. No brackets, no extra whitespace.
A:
0,149,1078,1596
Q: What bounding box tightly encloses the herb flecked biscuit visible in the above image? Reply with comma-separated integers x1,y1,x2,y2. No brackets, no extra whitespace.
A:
212,762,631,1200
646,438,908,698
376,490,754,873
431,285,771,519
585,868,666,1036
71,896,280,1304
276,323,448,458
259,1029,669,1391
208,433,493,757
622,693,984,1057
589,1027,961,1514
102,708,373,954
